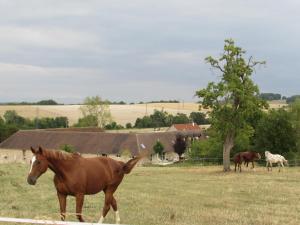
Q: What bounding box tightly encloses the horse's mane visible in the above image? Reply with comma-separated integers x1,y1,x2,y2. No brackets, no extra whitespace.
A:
42,148,81,161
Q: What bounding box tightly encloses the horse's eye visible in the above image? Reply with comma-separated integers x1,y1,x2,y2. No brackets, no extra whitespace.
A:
36,161,41,165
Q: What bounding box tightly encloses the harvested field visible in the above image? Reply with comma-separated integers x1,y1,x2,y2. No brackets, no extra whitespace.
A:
0,101,286,126
0,103,204,126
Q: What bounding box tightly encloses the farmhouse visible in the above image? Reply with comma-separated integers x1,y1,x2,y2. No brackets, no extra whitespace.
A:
0,128,205,164
168,123,201,132
168,123,205,138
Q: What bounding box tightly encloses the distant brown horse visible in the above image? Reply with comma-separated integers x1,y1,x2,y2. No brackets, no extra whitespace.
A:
27,146,144,223
233,151,261,172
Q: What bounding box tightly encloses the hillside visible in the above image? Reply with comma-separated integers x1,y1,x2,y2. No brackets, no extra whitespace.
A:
0,100,287,126
0,103,205,126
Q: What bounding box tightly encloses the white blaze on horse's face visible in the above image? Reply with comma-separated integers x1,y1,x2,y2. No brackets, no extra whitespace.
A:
29,156,36,174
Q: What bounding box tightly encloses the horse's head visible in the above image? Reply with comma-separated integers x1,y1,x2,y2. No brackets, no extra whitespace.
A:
255,152,261,160
27,146,49,185
264,151,270,157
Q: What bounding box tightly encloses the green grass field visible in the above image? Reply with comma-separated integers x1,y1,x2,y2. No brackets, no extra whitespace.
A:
0,164,300,225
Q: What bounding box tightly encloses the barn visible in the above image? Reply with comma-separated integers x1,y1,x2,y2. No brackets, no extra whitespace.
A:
0,128,204,164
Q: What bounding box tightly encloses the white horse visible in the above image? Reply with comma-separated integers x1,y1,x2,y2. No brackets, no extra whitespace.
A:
265,151,288,172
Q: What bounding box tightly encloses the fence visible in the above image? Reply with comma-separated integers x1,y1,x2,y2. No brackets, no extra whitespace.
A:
0,217,121,225
188,157,300,167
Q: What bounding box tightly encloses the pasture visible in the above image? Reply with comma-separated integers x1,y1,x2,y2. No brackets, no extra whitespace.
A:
0,164,300,225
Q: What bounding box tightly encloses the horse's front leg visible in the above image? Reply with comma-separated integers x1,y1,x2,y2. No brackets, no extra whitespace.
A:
75,194,85,222
57,192,67,221
278,162,284,172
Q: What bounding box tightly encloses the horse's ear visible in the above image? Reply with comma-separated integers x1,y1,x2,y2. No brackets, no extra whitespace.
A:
38,146,44,154
31,147,36,154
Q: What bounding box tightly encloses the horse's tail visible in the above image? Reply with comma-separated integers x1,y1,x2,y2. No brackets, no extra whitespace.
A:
123,151,148,174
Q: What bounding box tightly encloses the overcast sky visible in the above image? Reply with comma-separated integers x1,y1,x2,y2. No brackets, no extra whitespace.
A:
0,0,299,103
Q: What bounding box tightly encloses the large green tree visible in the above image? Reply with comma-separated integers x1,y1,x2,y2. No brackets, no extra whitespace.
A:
189,112,209,125
79,96,112,128
196,39,267,171
254,109,296,155
289,98,300,154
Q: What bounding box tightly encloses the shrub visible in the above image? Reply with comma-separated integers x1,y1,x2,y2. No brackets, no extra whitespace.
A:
60,144,75,153
153,141,164,158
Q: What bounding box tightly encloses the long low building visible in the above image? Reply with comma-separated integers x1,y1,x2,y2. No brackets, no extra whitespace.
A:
0,126,203,162
0,128,205,163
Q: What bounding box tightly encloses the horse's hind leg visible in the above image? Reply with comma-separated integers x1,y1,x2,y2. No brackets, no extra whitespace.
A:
99,187,121,224
57,192,67,221
111,196,121,224
75,194,85,222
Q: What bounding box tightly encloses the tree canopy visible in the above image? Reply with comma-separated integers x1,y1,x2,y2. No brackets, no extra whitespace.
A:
79,96,112,128
196,39,267,171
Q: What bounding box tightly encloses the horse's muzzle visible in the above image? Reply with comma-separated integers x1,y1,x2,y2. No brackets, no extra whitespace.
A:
27,176,37,185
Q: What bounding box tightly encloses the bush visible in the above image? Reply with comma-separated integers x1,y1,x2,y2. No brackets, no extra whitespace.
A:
105,122,124,130
153,141,164,158
189,112,209,125
188,138,222,160
173,134,187,159
60,144,75,153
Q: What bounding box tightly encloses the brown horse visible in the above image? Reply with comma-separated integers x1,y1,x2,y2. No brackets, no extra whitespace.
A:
233,151,261,172
27,146,144,223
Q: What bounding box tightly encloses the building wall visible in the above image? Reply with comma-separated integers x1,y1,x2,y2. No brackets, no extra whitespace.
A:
0,148,181,166
0,148,148,165
0,149,32,164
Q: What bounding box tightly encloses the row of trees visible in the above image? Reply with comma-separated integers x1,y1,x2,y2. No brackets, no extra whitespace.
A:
188,102,300,160
259,93,282,101
150,98,300,164
0,99,59,105
0,110,68,142
134,111,208,129
74,96,209,130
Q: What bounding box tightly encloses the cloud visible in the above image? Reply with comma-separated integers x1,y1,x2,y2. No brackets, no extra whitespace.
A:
145,51,205,65
0,26,100,51
0,0,300,103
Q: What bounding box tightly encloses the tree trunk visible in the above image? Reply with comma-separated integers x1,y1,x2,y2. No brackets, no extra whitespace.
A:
223,133,234,172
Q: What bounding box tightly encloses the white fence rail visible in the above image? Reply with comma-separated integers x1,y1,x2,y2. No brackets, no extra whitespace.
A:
0,217,121,225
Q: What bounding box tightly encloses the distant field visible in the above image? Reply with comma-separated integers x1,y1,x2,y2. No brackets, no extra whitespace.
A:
0,164,299,225
0,103,205,126
0,101,287,126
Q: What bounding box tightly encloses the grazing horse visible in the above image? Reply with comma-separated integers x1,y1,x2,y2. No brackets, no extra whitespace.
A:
233,151,261,172
27,146,144,224
265,151,288,172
